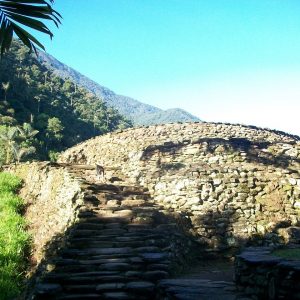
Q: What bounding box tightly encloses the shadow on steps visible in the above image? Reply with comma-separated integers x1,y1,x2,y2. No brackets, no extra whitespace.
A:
25,171,194,300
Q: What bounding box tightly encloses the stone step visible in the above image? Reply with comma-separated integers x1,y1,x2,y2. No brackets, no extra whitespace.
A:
68,240,152,248
120,199,147,207
127,239,170,248
120,186,148,193
69,232,157,242
78,217,130,224
92,206,137,213
74,228,127,236
74,223,106,230
52,256,162,274
100,291,133,300
63,247,163,257
56,294,106,299
105,194,126,201
83,194,101,203
67,235,126,243
60,251,139,260
30,172,196,300
46,265,102,273
139,253,169,263
85,186,121,194
130,194,151,200
44,271,120,283
63,285,96,293
147,263,170,271
60,247,133,257
126,280,155,290
63,282,126,293
45,274,127,284
67,241,116,248
78,211,133,221
54,284,157,300
104,200,121,208
122,231,167,238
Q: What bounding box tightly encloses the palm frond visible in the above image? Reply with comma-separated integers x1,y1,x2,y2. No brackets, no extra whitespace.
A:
0,0,62,56
17,122,39,138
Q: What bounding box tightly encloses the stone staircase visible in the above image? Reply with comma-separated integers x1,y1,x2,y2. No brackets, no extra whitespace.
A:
31,165,250,300
32,165,190,300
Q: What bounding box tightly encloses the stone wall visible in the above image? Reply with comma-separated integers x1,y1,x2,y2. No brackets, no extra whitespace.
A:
6,162,84,266
59,122,300,251
235,247,300,299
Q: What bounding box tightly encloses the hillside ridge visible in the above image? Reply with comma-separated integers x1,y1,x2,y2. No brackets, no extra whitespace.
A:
37,51,201,125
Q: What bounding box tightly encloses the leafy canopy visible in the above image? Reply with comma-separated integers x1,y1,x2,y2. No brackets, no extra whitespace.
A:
0,0,61,56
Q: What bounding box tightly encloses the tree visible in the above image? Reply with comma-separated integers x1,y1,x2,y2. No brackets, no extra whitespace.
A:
17,122,39,141
0,0,62,56
46,116,63,141
0,126,18,163
13,143,36,163
0,123,38,164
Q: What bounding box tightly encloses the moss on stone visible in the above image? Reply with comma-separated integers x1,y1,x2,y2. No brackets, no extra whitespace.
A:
272,248,300,260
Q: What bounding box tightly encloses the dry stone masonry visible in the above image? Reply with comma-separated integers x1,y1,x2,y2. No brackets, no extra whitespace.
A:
59,122,300,252
6,122,300,299
6,162,85,266
235,246,300,299
27,165,194,299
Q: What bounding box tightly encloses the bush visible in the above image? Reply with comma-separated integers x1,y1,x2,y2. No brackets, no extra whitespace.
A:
48,150,59,162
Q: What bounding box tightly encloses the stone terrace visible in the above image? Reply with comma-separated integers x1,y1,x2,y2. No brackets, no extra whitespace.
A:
59,122,300,252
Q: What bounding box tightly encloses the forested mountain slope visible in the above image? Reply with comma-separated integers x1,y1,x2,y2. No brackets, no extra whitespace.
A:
37,51,201,125
0,41,132,163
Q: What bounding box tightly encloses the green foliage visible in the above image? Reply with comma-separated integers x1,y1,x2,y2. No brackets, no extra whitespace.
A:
0,172,22,192
0,172,29,299
0,123,38,164
0,40,133,162
0,0,62,56
48,150,59,162
46,117,64,141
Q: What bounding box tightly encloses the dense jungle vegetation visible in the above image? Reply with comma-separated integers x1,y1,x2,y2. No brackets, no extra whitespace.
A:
0,40,132,164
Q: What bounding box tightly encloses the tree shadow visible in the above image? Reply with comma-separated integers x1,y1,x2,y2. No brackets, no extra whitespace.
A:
142,137,300,173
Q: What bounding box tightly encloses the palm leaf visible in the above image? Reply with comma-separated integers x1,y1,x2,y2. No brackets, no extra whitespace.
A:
0,0,62,56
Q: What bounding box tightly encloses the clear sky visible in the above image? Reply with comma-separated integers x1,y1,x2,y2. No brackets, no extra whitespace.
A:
36,0,300,135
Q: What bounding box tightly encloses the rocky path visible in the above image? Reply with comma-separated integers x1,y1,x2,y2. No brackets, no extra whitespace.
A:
32,166,248,300
159,260,251,300
33,166,186,299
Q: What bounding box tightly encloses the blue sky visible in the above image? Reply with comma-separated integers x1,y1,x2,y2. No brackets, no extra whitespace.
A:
37,0,300,135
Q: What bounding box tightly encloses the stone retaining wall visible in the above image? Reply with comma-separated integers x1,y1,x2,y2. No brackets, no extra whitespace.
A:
235,247,300,299
6,162,84,266
59,122,300,251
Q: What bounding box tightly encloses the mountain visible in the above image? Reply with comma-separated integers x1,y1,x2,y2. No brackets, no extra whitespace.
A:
0,41,132,163
37,51,201,125
134,108,201,126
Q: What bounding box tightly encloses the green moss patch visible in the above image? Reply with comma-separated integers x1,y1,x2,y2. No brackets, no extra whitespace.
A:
272,248,300,260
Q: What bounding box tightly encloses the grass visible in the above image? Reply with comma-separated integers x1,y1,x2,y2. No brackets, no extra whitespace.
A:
0,172,30,300
272,248,300,260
